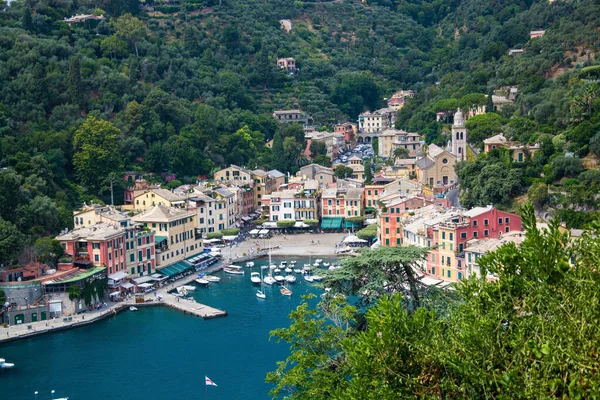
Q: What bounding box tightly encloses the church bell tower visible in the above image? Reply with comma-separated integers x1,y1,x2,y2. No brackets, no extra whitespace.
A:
451,108,467,161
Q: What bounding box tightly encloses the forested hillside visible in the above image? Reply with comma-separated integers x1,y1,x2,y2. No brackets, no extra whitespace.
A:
0,0,599,263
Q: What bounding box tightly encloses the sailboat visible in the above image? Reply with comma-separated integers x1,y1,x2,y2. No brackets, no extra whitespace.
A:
256,267,266,299
280,285,292,296
263,244,277,285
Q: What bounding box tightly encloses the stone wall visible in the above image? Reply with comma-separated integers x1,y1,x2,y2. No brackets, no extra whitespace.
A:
0,281,43,306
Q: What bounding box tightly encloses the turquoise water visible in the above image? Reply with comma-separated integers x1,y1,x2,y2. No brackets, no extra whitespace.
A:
0,257,334,400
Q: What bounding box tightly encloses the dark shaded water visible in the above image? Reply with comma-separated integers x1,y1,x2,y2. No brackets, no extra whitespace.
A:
0,257,333,400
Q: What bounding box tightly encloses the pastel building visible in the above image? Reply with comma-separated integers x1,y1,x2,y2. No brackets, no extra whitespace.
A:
132,205,203,266
56,223,127,276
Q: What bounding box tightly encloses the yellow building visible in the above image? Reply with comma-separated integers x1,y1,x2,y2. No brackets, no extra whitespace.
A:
214,165,252,184
436,224,459,282
415,144,457,187
132,205,203,266
132,189,188,211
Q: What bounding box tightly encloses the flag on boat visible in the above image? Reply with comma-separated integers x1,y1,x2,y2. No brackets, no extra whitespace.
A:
205,376,217,387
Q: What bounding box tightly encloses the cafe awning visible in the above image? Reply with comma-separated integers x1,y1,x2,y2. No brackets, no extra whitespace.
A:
122,282,134,289
109,291,120,297
321,217,342,229
138,283,153,289
108,271,127,281
155,236,168,244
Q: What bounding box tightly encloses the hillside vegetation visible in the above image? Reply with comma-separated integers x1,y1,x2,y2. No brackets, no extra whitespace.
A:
0,0,599,262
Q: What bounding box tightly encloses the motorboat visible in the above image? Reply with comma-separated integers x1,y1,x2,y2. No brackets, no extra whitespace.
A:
176,287,188,296
129,306,138,311
246,261,255,267
304,275,314,282
323,262,330,267
274,268,281,273
204,275,220,283
280,261,287,265
274,275,285,283
224,265,245,275
290,260,296,265
284,267,292,273
181,285,196,291
261,265,269,270
312,275,323,282
195,278,209,286
250,272,262,284
315,259,323,263
263,275,277,285
256,290,266,299
269,264,277,270
293,268,303,274
280,286,292,296
0,358,14,369
314,262,320,267
303,263,310,268
285,274,296,283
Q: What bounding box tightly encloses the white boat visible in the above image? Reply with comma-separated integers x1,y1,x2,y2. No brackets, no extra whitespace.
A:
181,285,196,291
246,261,255,267
257,266,267,298
274,275,285,282
0,358,14,369
312,275,323,282
250,272,262,284
304,275,314,282
129,306,138,311
285,274,296,283
315,259,323,263
204,275,220,283
294,268,303,273
328,266,337,271
261,265,269,270
290,260,296,265
284,267,292,273
263,275,277,285
303,263,310,268
314,262,320,267
323,262,330,267
280,261,287,265
280,286,292,296
264,244,277,285
274,268,281,273
176,287,188,296
224,265,245,275
195,278,209,286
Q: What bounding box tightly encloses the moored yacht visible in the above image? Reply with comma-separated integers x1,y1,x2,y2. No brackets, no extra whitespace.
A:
224,265,245,275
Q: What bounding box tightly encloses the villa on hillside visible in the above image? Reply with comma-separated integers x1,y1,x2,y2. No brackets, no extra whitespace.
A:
483,133,540,162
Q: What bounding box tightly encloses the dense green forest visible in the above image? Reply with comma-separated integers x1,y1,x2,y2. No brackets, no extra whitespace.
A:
0,0,599,264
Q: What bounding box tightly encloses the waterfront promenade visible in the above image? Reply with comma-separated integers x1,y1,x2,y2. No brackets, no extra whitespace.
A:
0,262,228,344
0,232,349,344
229,232,346,258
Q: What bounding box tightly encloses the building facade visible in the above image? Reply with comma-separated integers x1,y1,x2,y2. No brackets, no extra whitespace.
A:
132,205,203,267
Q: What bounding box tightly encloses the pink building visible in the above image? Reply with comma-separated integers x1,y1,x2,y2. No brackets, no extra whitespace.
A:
56,223,127,276
277,57,296,72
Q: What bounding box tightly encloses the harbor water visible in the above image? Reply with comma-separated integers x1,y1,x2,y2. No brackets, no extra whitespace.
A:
0,257,335,400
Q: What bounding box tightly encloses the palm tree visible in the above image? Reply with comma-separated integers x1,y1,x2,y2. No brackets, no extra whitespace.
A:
392,147,410,163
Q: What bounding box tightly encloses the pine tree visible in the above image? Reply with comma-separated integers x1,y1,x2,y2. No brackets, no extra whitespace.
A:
22,7,34,32
68,56,85,111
